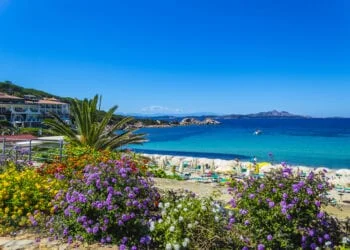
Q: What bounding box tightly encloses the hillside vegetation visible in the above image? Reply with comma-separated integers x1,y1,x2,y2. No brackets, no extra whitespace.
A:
0,81,166,126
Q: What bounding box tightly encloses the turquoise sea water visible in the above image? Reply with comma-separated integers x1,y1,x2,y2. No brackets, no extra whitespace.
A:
131,119,350,169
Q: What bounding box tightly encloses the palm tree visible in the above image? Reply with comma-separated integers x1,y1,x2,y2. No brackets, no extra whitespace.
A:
44,95,146,150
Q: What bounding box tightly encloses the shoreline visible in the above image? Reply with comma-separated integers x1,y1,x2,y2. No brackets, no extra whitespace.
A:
134,149,350,170
142,153,350,191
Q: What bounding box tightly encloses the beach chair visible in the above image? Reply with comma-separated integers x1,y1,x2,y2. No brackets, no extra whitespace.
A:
335,185,345,193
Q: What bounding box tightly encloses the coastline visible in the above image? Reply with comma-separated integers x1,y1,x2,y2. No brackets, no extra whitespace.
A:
142,153,350,200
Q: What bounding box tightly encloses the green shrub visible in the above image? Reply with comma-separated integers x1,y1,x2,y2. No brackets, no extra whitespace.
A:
151,190,237,249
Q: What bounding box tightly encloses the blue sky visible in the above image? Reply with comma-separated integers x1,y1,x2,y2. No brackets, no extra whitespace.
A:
0,0,349,117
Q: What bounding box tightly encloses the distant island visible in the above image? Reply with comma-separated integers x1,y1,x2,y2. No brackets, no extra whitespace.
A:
220,110,310,119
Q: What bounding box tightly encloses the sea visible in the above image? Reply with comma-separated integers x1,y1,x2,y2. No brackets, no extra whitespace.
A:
130,119,350,169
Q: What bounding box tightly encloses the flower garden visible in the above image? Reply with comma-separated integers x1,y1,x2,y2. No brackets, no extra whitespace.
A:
0,145,349,249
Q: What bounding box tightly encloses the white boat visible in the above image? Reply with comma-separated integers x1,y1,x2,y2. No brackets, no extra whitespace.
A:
254,130,262,135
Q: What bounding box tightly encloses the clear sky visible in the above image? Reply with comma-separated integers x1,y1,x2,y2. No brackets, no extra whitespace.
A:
0,0,349,117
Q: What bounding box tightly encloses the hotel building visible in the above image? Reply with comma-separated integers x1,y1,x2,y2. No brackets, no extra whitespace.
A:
0,92,70,127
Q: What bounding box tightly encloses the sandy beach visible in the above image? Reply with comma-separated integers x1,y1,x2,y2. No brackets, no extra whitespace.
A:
144,153,350,217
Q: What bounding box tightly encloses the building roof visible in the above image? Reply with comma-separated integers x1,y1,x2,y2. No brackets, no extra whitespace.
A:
38,98,68,105
0,134,37,141
0,92,23,100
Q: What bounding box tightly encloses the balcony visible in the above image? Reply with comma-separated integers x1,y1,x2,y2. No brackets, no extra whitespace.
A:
13,107,25,112
29,108,39,113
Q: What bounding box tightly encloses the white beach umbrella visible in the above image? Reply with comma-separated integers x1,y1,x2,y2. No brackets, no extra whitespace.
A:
170,157,182,166
336,169,350,176
210,160,217,172
201,164,205,174
314,167,330,174
178,164,184,173
260,164,275,173
215,165,232,173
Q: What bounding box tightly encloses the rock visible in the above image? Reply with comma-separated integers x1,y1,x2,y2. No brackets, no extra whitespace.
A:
201,118,220,125
179,118,201,125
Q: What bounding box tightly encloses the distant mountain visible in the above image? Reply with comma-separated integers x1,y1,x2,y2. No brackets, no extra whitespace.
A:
131,110,310,120
221,110,310,119
124,112,221,118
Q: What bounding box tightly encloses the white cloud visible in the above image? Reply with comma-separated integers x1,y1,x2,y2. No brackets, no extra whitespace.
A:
141,105,183,114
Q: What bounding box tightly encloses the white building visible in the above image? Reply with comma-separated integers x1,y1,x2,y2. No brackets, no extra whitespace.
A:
0,92,70,127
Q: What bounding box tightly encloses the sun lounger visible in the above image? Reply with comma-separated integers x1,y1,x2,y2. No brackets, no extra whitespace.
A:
335,185,345,193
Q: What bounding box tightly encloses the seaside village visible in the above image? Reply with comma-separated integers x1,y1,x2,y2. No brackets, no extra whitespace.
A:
0,91,350,249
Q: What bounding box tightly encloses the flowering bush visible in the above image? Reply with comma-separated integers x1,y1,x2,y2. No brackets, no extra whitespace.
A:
151,190,237,249
37,146,150,181
227,166,342,249
37,145,121,178
48,156,160,248
0,163,63,235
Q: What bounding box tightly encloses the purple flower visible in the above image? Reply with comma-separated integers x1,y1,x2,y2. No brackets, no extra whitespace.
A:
128,192,136,199
257,244,265,250
140,237,146,244
307,188,313,195
268,201,275,208
310,243,317,249
242,247,249,250
131,246,137,250
324,234,330,240
107,186,114,193
317,183,323,190
307,172,315,181
282,193,288,199
92,226,99,234
249,193,255,199
106,236,111,242
267,235,273,241
239,209,248,215
260,184,265,189
286,214,292,220
63,228,69,236
244,220,250,226
119,244,127,250
281,207,287,215
308,229,315,237
67,236,73,244
317,211,324,219
29,216,38,226
315,200,321,207
292,184,300,193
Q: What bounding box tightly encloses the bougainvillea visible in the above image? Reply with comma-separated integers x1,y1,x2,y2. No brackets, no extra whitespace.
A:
48,156,160,248
227,166,342,249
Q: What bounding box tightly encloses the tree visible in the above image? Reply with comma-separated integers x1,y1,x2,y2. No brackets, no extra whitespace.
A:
44,95,146,150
